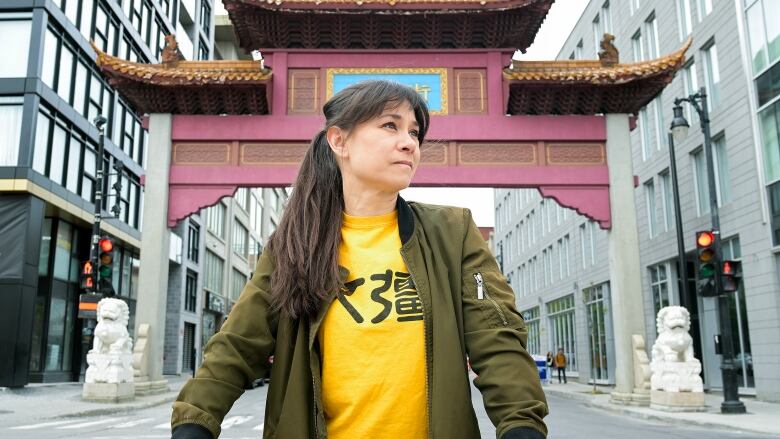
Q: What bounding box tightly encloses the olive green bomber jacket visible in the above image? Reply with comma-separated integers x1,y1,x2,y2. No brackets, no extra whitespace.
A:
171,198,548,438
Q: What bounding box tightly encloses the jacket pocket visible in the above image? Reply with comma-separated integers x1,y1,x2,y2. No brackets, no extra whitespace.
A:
473,271,509,327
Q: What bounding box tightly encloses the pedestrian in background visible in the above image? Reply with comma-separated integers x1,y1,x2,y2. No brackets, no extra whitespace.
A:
545,351,554,385
170,80,548,439
555,348,567,384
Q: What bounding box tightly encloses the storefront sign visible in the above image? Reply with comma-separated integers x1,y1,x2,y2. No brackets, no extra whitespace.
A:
207,292,225,314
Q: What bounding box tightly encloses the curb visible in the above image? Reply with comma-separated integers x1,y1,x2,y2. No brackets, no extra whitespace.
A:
544,387,775,437
55,393,178,420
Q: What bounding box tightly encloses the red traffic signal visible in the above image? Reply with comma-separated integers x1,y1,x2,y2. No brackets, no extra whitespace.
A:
696,231,714,248
722,260,742,293
99,237,114,253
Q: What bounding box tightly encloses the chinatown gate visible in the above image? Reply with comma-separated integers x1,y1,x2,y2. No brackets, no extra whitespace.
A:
94,0,689,405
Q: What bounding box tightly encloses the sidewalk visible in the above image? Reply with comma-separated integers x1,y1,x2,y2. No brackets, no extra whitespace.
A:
542,380,780,437
0,375,190,424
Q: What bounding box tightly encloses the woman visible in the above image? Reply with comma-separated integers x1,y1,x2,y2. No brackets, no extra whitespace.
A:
546,351,554,385
171,80,548,439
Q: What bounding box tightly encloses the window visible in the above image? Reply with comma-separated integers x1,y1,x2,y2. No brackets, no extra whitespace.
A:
660,170,674,232
233,221,248,258
185,271,197,312
630,0,641,16
702,43,721,109
541,249,548,286
745,0,780,75
653,96,665,150
557,239,564,281
547,295,577,372
584,283,610,381
697,0,712,21
632,30,644,62
187,222,200,262
649,263,671,316
756,61,780,107
563,235,570,277
692,148,710,215
580,223,588,268
683,62,700,125
205,203,226,238
639,107,651,160
645,179,657,238
249,191,264,236
588,222,597,265
0,14,32,78
231,268,246,302
0,97,23,166
677,0,693,40
760,101,780,183
540,200,546,235
204,250,224,293
592,15,602,54
522,308,541,356
601,2,612,34
198,37,209,60
200,0,211,37
234,188,249,212
645,14,659,59
769,181,780,245
713,135,732,204
575,40,583,60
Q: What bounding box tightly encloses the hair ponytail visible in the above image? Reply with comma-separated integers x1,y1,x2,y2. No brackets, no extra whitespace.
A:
267,80,429,319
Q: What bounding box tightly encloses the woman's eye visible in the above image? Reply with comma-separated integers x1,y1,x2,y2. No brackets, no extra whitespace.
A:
409,130,419,138
382,122,397,130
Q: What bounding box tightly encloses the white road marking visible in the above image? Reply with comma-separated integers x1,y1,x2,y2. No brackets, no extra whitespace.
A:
253,422,265,431
221,415,254,429
59,417,128,429
153,422,171,429
112,417,155,428
10,419,81,429
89,436,169,439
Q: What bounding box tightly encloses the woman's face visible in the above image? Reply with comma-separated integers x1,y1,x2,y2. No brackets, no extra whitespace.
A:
330,101,421,194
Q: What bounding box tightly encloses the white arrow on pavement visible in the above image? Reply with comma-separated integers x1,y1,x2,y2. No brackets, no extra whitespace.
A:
221,415,254,429
59,417,128,429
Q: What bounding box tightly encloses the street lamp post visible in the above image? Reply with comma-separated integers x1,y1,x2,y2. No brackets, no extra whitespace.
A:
667,132,692,314
670,87,746,414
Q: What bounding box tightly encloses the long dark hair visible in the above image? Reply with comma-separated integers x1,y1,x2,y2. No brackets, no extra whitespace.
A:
267,80,430,319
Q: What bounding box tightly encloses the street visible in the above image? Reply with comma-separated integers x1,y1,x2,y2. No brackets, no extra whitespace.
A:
2,381,774,439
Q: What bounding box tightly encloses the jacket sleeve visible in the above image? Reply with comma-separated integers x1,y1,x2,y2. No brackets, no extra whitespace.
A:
460,208,549,439
171,249,279,438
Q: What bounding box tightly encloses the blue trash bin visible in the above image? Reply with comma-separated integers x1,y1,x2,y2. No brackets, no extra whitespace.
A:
532,355,546,380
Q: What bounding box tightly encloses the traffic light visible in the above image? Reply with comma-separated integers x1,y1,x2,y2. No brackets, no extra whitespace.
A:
696,230,717,297
80,260,95,292
97,236,115,295
722,260,742,293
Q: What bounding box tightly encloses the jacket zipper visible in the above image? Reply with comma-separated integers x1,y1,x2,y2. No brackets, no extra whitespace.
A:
474,272,508,326
401,252,433,439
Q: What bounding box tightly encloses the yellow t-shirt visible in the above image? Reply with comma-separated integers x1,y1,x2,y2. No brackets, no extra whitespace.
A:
318,210,428,439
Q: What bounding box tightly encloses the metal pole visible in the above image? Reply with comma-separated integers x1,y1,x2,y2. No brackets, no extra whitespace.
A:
91,116,108,289
693,87,745,414
668,132,691,309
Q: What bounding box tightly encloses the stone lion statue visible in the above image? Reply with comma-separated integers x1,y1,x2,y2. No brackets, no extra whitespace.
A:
91,298,132,355
650,306,703,392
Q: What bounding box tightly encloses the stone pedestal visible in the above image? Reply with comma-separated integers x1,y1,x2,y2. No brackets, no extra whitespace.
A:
134,378,169,396
83,382,135,402
85,352,134,384
650,390,707,412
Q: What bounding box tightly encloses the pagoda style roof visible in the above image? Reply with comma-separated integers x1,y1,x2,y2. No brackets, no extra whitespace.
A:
504,36,692,115
92,37,271,115
223,0,553,50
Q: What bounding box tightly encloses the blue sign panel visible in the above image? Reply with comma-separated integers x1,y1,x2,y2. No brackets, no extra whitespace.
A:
327,69,447,114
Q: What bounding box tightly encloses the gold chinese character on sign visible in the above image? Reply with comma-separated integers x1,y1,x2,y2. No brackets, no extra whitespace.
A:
413,83,431,102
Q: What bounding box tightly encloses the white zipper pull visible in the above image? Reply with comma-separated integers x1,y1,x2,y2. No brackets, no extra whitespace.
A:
474,273,484,300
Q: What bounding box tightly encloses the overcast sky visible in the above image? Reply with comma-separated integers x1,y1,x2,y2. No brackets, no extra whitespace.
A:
403,0,589,227
216,0,590,226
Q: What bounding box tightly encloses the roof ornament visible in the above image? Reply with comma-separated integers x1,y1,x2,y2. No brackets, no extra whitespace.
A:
598,33,619,67
162,34,180,67
251,50,265,70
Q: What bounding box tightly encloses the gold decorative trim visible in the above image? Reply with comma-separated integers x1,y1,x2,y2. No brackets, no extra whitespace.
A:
457,143,538,166
326,68,448,115
545,143,606,166
240,143,309,165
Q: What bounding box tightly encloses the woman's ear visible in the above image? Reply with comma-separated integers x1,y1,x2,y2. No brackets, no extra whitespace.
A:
326,126,348,159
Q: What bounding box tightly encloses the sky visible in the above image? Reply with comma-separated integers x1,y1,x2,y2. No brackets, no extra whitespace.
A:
215,0,590,227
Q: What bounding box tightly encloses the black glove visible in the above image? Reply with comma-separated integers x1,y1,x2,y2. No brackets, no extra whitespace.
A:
171,423,213,439
502,426,546,439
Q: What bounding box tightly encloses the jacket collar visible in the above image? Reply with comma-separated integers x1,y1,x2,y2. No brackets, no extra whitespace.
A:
397,195,415,244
